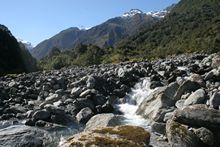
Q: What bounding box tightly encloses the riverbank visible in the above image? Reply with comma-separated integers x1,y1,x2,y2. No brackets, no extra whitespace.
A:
1,53,220,146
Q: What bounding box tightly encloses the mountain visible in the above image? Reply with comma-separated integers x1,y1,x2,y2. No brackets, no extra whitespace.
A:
0,24,37,75
117,0,220,59
17,38,33,51
31,27,84,59
31,9,168,59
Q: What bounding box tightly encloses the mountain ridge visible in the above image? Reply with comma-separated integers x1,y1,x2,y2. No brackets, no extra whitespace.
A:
31,9,168,59
39,0,220,70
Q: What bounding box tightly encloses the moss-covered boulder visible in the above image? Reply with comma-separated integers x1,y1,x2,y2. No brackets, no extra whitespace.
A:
61,125,150,147
166,120,206,147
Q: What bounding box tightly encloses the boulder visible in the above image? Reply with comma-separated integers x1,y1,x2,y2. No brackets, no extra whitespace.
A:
70,87,81,97
9,105,27,114
39,94,60,108
136,82,178,122
163,112,174,122
32,109,50,121
86,76,96,88
166,120,206,147
175,99,185,109
184,89,206,106
0,125,53,147
193,127,214,146
42,84,51,91
61,125,150,147
35,120,48,127
92,94,106,106
189,74,205,87
204,69,218,80
76,107,94,124
85,113,124,131
113,88,126,98
100,100,114,113
150,81,163,89
174,80,201,101
174,104,220,130
117,67,139,85
50,113,76,126
55,89,64,95
8,81,17,87
44,105,65,115
75,98,95,111
151,121,166,135
210,92,220,109
79,89,94,98
24,119,35,126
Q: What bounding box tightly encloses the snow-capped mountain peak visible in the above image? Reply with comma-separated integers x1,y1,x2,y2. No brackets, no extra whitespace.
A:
79,26,91,30
146,10,168,18
122,9,168,19
122,9,143,17
17,38,33,51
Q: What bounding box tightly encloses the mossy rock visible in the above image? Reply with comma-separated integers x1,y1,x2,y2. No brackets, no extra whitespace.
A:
166,120,206,147
61,125,150,147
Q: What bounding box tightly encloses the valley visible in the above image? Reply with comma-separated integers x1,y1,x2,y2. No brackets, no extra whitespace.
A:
1,0,220,146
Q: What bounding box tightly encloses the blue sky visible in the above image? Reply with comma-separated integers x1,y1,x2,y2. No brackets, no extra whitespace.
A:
0,0,179,46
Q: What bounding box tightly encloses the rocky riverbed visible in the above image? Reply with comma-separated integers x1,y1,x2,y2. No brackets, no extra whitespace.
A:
1,53,220,146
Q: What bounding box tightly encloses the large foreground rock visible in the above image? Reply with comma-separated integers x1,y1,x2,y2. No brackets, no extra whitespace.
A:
61,125,150,147
0,125,53,147
136,82,178,122
85,113,124,131
166,120,206,147
174,104,220,130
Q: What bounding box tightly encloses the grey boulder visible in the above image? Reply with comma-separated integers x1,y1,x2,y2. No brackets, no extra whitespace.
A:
174,104,220,130
85,113,124,131
174,80,201,101
76,107,94,124
210,92,220,109
0,125,53,147
136,82,178,122
32,109,50,121
184,89,206,106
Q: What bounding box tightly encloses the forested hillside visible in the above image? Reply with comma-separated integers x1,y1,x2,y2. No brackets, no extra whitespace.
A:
117,0,220,59
0,25,37,75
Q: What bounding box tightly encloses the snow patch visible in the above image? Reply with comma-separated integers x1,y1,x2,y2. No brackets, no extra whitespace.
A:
122,9,168,19
17,38,33,50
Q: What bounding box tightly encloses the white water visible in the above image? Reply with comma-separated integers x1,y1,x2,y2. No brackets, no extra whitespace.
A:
118,78,156,129
59,78,156,145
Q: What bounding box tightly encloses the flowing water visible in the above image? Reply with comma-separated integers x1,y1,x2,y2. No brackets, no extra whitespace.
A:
117,78,156,129
59,78,157,146
0,78,158,146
